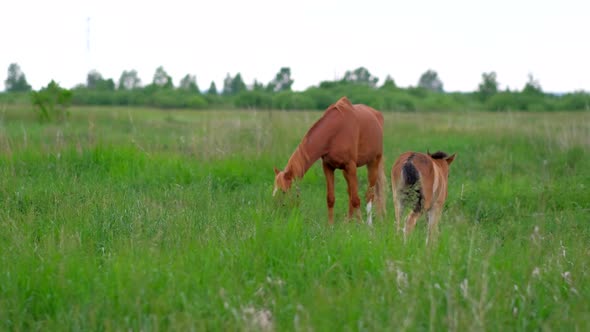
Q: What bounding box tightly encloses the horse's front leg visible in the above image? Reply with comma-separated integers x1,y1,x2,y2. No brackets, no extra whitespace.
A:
343,163,361,222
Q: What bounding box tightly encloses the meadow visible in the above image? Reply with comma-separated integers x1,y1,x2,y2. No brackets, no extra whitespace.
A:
0,105,588,331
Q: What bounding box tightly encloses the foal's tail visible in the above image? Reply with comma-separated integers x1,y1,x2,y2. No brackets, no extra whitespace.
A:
375,155,387,216
402,160,420,187
401,159,423,213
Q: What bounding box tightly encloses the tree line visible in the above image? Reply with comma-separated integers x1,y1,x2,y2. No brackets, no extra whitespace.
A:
2,63,589,112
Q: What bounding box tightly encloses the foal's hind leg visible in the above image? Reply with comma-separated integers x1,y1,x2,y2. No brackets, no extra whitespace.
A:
404,210,422,243
426,205,443,245
392,187,403,233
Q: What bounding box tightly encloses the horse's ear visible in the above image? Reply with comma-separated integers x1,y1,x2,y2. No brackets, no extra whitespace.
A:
427,149,431,156
274,167,280,175
446,154,456,165
284,170,293,181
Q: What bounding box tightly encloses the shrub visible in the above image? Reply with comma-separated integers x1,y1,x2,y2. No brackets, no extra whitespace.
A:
234,91,273,109
30,80,72,121
558,92,590,111
271,91,315,110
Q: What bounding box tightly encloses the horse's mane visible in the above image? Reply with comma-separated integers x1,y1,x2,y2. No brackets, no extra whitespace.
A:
304,96,352,140
429,151,449,159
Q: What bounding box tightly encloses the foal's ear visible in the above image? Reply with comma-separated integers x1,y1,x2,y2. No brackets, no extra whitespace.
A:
446,153,456,165
274,167,280,175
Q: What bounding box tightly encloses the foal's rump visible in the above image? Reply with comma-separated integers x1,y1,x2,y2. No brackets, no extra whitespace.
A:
391,152,450,212
402,158,420,187
392,152,434,213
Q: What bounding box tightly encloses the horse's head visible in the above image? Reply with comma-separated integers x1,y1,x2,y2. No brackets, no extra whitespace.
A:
273,167,293,196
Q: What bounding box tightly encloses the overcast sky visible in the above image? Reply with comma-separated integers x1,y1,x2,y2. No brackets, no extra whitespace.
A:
1,0,589,92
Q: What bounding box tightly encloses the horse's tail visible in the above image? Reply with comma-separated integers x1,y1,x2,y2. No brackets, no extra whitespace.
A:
375,155,387,216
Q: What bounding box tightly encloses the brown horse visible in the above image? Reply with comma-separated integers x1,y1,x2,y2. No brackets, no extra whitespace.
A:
273,96,386,225
391,151,456,243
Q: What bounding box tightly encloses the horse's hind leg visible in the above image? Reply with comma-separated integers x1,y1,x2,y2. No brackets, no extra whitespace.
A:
343,163,361,222
365,160,380,225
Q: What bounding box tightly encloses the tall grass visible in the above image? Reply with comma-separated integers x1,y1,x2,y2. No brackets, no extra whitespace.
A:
0,105,588,331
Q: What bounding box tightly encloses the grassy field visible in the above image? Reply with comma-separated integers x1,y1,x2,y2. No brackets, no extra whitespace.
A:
0,105,589,331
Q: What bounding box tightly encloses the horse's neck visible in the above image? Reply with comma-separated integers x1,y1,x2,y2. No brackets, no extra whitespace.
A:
285,141,319,179
286,122,331,178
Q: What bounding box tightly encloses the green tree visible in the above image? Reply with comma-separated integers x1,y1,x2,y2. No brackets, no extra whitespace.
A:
231,73,247,94
118,70,141,90
86,70,115,90
223,73,246,95
152,66,173,89
179,74,199,92
523,73,542,95
87,70,103,88
418,69,444,93
207,81,218,95
30,80,72,122
477,71,498,101
381,75,397,89
342,67,379,87
252,79,265,91
4,63,32,92
222,74,232,95
267,67,294,92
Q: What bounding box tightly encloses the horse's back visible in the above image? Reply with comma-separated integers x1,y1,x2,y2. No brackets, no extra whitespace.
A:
318,97,384,167
350,105,383,138
352,104,384,127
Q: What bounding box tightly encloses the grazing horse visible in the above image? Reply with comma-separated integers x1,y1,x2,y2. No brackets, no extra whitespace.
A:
391,151,456,243
273,96,386,225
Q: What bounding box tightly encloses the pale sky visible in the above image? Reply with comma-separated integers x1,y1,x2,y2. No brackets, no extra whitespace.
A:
1,0,589,92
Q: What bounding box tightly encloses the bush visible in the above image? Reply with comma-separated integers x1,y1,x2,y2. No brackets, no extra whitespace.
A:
0,92,30,104
18,77,590,113
271,91,315,110
186,95,208,109
418,94,458,111
234,91,273,109
151,90,179,108
30,80,72,121
558,92,590,111
301,87,338,110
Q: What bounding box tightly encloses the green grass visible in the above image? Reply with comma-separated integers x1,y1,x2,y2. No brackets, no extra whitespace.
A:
0,105,589,331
